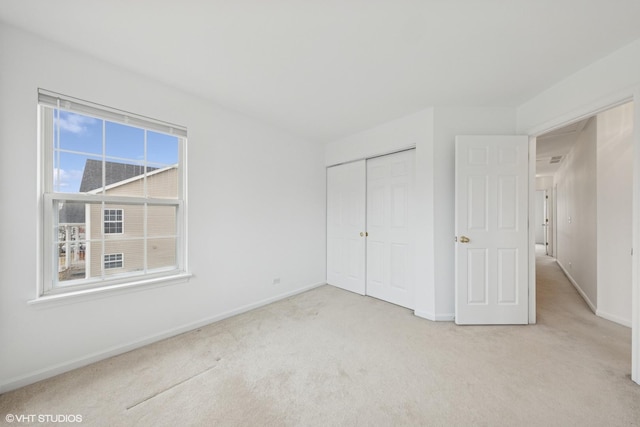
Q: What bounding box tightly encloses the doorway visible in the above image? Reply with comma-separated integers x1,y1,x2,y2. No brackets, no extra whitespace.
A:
534,190,548,255
534,102,633,327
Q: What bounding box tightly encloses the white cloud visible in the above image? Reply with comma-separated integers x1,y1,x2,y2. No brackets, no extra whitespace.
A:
57,113,98,135
53,168,84,191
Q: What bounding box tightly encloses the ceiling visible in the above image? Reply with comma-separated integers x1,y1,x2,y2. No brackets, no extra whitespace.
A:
536,118,590,177
2,1,640,143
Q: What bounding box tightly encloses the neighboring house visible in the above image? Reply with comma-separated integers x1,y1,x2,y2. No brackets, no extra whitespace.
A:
58,160,176,280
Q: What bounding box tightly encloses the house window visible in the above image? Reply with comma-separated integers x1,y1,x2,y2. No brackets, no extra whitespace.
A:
104,209,123,234
38,89,188,297
104,253,124,269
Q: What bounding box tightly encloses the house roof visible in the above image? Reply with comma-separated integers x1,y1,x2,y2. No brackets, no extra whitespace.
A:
58,202,85,225
79,160,157,192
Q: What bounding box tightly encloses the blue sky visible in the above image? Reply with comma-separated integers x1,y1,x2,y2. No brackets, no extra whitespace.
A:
54,110,179,192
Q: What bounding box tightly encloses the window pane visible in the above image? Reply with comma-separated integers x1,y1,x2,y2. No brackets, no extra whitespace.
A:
56,232,87,284
101,240,144,276
55,201,89,285
102,205,144,238
57,201,88,227
147,167,178,199
104,253,124,270
103,161,146,197
148,205,177,237
55,152,102,193
105,121,144,163
57,242,87,283
148,237,176,270
56,111,102,155
147,131,179,167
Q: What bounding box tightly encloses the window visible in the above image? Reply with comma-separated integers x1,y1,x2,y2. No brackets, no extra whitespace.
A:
104,209,123,234
104,253,124,269
38,89,188,297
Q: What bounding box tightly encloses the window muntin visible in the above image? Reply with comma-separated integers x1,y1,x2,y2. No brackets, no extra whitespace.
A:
39,90,187,296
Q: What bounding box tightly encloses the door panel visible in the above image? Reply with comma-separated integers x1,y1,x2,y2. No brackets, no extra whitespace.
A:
327,161,366,295
366,150,415,309
467,248,488,304
455,136,529,324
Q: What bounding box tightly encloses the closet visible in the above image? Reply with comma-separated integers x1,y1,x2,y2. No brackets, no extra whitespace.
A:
326,149,416,309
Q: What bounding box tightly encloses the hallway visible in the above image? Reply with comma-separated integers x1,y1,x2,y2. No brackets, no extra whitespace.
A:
535,246,632,380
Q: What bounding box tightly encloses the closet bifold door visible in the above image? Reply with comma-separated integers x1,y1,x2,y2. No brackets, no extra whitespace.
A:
326,160,366,295
366,150,416,309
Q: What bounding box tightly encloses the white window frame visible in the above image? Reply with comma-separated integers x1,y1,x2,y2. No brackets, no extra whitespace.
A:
104,253,124,269
103,208,124,234
36,89,189,301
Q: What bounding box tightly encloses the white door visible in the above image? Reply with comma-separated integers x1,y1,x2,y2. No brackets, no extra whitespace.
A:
327,160,366,295
366,150,416,309
455,135,529,324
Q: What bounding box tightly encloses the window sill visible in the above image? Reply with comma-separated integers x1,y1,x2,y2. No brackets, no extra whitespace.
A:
28,272,192,307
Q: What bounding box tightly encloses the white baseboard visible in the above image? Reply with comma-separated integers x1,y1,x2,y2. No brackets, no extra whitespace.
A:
0,281,326,394
414,310,455,322
595,309,632,328
556,260,597,313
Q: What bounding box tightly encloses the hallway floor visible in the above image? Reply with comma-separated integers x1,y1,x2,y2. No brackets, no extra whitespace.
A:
535,246,631,369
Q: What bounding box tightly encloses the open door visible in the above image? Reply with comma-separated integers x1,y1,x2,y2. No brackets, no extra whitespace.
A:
455,135,529,324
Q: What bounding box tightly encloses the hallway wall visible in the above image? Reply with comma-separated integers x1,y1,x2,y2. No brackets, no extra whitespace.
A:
597,103,634,326
554,118,598,310
552,103,634,327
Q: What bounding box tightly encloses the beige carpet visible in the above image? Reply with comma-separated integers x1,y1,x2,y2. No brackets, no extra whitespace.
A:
1,253,639,426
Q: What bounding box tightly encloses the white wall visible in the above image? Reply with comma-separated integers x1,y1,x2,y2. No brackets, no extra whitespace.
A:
554,119,598,311
536,176,554,191
597,103,634,327
325,107,516,320
517,39,640,134
0,24,326,392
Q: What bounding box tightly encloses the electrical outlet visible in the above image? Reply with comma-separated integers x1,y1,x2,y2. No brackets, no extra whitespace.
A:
272,277,280,285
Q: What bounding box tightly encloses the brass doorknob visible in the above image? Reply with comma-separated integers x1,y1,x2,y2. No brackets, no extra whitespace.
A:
360,232,364,237
459,236,470,243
